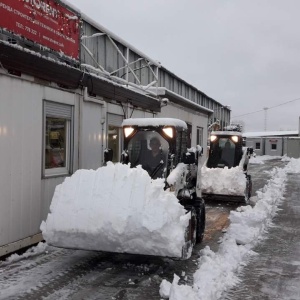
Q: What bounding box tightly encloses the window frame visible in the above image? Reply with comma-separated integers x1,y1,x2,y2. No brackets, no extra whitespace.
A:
255,142,261,150
43,100,74,178
271,143,277,150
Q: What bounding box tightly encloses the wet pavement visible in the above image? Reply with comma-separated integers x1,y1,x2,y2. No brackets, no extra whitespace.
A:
1,158,299,300
224,170,300,300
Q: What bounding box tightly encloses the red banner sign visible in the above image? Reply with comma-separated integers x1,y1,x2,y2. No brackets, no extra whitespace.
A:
0,0,80,60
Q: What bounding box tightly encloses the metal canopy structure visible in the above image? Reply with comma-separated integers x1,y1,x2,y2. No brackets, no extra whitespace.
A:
80,17,161,100
0,42,161,112
81,34,159,98
79,15,230,125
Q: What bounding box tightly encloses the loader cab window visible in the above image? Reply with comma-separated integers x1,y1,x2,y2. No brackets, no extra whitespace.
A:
207,137,237,168
127,131,169,179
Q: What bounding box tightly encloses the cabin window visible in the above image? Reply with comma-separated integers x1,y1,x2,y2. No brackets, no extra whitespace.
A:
271,143,277,150
255,142,261,150
197,127,203,146
43,101,73,177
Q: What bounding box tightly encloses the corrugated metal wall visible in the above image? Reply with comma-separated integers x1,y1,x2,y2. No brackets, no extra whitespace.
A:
81,22,156,86
80,21,230,127
158,69,230,127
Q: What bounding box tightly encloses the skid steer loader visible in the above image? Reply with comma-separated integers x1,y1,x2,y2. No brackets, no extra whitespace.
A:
201,129,253,204
121,118,205,257
42,118,205,259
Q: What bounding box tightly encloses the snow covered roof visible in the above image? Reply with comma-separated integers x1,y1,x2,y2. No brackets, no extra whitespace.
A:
211,131,242,136
122,118,188,129
243,131,299,138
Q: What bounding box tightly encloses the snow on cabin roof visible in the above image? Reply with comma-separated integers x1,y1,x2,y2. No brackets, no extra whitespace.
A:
211,131,242,136
243,130,298,138
122,118,187,129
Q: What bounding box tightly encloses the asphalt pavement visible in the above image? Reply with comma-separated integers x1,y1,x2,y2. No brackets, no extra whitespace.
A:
224,164,300,300
1,158,299,300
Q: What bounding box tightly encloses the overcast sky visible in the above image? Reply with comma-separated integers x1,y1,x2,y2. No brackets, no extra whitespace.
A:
70,0,300,132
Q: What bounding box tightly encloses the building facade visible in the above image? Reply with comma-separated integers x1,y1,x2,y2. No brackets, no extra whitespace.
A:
0,0,230,256
244,129,300,157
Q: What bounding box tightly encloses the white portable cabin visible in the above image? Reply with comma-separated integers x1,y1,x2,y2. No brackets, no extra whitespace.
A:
244,129,299,157
284,137,300,158
245,137,265,156
264,137,284,156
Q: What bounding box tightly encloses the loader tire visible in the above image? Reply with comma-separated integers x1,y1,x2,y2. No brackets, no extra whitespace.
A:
196,200,205,244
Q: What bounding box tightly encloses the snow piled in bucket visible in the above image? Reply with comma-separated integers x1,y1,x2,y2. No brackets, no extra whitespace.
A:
201,166,246,196
40,162,190,258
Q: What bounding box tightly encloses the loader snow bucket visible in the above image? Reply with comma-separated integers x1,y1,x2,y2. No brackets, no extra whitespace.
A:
201,165,251,204
41,163,194,259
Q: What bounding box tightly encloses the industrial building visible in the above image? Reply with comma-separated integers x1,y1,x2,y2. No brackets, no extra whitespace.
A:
0,0,230,256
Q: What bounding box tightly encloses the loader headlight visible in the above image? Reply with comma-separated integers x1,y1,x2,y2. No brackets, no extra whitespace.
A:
163,127,173,138
231,135,239,143
124,127,134,138
210,135,217,142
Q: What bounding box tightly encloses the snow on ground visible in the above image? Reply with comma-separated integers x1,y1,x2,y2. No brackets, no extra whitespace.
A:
250,155,290,165
41,162,190,258
0,242,47,267
3,156,300,300
160,158,300,300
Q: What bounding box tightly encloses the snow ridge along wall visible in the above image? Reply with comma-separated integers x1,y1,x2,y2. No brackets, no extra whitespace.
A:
41,163,190,258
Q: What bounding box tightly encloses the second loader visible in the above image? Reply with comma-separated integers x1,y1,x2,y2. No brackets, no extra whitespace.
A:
201,127,253,204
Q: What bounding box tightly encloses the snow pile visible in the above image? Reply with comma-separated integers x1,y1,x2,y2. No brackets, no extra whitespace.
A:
285,157,300,172
167,163,187,186
0,242,47,266
160,159,295,300
250,155,284,164
201,166,246,196
41,162,190,258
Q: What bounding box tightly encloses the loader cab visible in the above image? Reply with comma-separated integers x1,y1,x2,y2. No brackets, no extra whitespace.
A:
121,118,188,179
207,131,243,168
